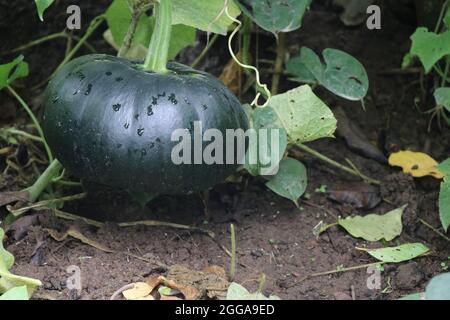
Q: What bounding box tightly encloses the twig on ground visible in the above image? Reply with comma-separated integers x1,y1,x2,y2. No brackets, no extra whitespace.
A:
419,218,450,244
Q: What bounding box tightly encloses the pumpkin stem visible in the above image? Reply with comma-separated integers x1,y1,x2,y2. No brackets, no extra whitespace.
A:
143,0,172,73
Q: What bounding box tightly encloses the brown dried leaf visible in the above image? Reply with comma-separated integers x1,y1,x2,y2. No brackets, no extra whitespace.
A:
167,264,229,299
219,52,244,94
202,265,227,278
0,190,29,207
328,182,381,209
46,225,114,253
334,106,387,164
159,276,200,300
5,214,40,241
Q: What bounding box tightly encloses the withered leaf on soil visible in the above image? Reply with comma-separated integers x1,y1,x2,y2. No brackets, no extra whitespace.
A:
389,150,444,179
122,282,154,300
327,182,381,209
5,214,40,241
0,190,29,207
334,106,387,164
167,264,229,299
45,225,114,253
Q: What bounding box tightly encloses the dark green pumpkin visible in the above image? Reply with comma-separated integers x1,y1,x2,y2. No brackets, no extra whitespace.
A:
42,54,249,194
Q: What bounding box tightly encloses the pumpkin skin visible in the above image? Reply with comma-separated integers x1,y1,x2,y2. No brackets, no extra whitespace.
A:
42,54,249,194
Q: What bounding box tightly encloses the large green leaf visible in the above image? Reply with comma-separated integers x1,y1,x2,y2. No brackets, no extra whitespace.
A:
34,0,55,21
236,0,311,34
0,55,29,90
425,273,450,300
435,87,450,112
266,158,307,206
285,54,317,84
0,286,29,300
338,206,405,242
105,0,196,60
286,47,369,101
226,282,280,300
438,158,450,232
0,228,42,297
269,85,337,144
244,107,287,176
361,243,430,263
172,0,240,35
410,27,450,73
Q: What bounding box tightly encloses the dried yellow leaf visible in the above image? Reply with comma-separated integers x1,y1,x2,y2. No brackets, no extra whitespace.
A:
123,282,153,300
388,151,444,179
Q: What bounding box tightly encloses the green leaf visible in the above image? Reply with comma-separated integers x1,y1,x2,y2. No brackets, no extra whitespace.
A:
236,0,311,34
105,0,196,60
439,181,450,232
266,158,307,205
438,158,450,232
438,158,450,178
285,55,317,84
0,286,29,300
158,285,179,296
34,0,54,21
287,47,369,100
0,229,14,271
269,85,337,144
435,88,450,112
320,48,369,100
172,0,241,35
0,228,42,296
244,107,288,176
425,273,450,300
338,206,406,242
226,282,281,300
361,243,430,263
410,27,450,73
0,55,29,90
398,292,424,300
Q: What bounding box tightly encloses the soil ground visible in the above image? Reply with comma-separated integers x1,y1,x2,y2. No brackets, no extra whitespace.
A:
0,0,449,300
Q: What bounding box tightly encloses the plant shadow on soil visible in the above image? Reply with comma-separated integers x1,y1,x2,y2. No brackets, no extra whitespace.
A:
1,0,449,300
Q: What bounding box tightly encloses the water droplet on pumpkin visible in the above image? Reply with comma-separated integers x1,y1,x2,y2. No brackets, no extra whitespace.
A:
76,71,85,80
52,96,59,103
112,103,121,111
137,127,144,136
135,114,140,120
73,89,80,95
147,106,154,116
202,104,208,110
124,122,130,129
155,137,161,143
85,83,92,95
168,93,178,105
116,77,123,82
151,96,158,105
105,71,112,76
